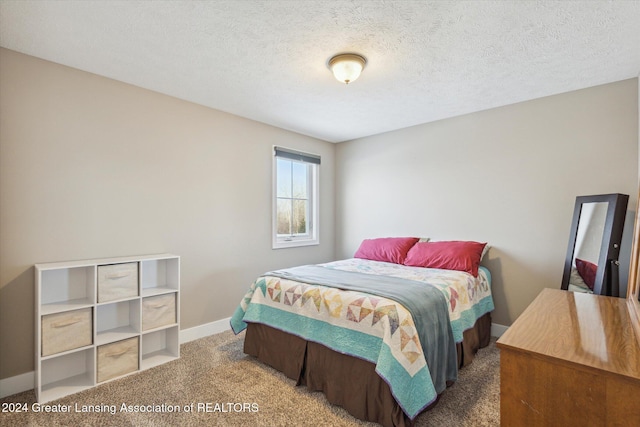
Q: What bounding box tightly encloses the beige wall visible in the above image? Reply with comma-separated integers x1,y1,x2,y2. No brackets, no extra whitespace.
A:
0,48,336,380
336,78,639,327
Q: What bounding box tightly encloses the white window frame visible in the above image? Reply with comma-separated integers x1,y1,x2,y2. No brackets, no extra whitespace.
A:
272,146,320,249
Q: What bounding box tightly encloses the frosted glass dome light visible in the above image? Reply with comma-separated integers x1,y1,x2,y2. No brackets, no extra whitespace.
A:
328,53,367,84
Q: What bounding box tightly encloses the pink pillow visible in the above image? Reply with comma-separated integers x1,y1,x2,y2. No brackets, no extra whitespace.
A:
575,258,597,290
354,237,420,264
404,241,487,276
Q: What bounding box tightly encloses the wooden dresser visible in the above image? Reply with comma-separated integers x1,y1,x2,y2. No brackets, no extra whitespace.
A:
497,288,640,426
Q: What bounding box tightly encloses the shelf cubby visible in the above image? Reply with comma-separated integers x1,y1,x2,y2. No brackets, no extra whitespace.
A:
140,257,180,296
96,299,141,346
39,347,95,403
39,266,95,314
141,326,180,370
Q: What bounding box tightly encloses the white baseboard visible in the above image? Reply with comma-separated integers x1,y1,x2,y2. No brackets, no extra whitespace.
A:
1,318,503,399
491,322,508,338
180,317,232,343
0,371,34,399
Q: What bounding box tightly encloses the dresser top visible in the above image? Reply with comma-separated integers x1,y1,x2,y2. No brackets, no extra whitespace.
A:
497,288,640,381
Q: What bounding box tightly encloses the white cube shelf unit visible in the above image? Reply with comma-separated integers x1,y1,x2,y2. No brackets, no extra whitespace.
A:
35,254,180,403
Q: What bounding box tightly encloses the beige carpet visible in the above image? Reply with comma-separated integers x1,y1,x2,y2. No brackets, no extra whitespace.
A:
0,330,500,426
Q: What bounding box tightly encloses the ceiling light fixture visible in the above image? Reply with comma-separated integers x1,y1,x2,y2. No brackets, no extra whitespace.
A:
328,53,367,84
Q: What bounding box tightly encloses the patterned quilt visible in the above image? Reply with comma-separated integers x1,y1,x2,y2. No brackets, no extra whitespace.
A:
230,258,493,419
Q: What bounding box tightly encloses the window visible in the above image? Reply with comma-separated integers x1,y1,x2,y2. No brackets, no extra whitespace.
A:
273,146,320,248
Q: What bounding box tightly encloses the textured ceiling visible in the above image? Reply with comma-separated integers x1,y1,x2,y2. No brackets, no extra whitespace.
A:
1,1,639,143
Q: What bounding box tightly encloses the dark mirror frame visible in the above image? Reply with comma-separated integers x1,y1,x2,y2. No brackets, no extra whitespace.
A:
561,193,629,296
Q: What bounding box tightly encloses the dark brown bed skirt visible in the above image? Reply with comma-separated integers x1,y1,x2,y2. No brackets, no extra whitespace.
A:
243,312,492,427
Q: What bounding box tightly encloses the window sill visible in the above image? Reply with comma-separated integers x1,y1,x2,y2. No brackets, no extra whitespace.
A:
272,239,319,250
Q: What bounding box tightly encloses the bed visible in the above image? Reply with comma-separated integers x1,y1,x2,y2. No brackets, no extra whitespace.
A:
230,238,494,426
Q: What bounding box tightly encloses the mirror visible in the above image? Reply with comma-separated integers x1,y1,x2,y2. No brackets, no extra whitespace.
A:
561,193,629,296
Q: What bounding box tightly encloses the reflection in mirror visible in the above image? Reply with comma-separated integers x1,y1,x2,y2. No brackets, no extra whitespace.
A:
568,202,607,292
561,194,629,297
